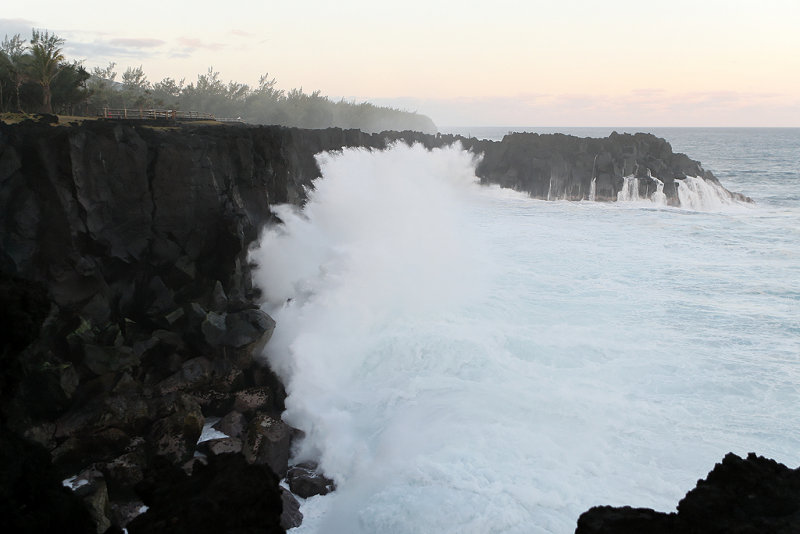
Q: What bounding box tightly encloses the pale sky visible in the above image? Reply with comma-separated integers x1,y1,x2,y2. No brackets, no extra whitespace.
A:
3,0,799,126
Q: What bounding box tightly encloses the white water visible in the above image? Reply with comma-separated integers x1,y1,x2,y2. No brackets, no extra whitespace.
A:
616,175,641,202
676,175,739,210
251,142,800,533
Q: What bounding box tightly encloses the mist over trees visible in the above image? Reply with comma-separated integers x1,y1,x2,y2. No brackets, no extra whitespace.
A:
0,29,437,133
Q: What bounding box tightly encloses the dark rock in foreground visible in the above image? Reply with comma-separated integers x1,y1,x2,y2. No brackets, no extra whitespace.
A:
0,424,95,533
576,452,800,534
126,453,284,534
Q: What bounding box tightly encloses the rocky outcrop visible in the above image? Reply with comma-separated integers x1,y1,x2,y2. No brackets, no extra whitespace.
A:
126,453,284,534
576,453,800,533
0,117,750,531
478,132,685,202
470,131,750,204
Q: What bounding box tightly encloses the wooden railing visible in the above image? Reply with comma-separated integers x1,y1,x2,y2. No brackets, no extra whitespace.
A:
99,108,218,121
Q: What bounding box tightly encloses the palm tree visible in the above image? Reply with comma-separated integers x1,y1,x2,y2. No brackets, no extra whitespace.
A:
29,29,65,113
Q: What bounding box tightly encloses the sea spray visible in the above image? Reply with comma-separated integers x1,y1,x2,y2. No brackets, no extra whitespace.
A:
616,175,668,206
676,175,739,210
617,175,641,202
251,142,496,466
250,143,799,533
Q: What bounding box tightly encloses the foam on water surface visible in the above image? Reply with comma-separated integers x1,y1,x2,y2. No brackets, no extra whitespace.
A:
250,142,800,533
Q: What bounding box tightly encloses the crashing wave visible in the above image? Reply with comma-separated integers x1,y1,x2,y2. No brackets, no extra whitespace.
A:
675,176,744,210
616,175,667,206
615,174,747,210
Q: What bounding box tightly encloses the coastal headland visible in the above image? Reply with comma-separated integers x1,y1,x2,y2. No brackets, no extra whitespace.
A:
2,117,790,533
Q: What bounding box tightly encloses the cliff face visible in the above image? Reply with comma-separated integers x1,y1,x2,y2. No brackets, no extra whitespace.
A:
3,121,736,345
1,124,745,312
1,121,387,316
0,118,748,532
0,119,394,531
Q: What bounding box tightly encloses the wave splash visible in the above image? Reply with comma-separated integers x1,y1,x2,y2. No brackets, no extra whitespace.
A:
249,141,497,492
675,176,743,210
248,143,781,533
615,174,744,210
252,143,511,532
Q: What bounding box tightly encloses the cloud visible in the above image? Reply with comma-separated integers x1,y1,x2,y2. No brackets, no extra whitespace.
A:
0,17,37,39
57,34,167,63
177,36,224,50
107,37,165,48
66,40,161,60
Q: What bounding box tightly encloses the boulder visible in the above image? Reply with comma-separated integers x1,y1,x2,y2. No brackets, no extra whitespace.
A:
147,397,204,465
243,413,292,477
101,440,148,497
156,356,213,395
210,280,228,311
213,410,248,439
201,311,227,346
71,467,112,533
280,488,303,530
233,386,273,415
287,461,336,498
197,437,243,456
224,308,276,348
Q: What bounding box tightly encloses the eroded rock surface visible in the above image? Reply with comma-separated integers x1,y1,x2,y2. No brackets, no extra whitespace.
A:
576,453,800,534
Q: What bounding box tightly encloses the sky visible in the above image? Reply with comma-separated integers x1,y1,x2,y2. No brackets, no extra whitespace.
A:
2,0,799,126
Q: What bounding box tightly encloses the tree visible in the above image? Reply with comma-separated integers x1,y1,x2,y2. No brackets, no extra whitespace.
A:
29,29,65,113
244,73,284,123
152,77,184,109
87,62,119,111
0,34,28,112
121,65,152,108
50,61,89,114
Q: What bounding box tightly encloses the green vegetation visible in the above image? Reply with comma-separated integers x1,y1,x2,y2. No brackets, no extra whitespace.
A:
0,29,436,133
0,32,89,115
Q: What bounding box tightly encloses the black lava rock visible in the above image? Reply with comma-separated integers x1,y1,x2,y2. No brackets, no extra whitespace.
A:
127,453,285,534
575,452,800,534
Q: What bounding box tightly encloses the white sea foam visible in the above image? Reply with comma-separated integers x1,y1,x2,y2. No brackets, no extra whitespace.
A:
676,175,740,210
250,143,800,533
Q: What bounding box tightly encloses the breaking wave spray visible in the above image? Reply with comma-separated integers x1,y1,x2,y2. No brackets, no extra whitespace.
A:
250,143,798,533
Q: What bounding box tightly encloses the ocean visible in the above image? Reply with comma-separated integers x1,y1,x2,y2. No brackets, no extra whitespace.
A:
249,127,800,533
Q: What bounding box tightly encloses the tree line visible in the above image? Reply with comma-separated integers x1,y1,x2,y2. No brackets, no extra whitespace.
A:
0,29,436,133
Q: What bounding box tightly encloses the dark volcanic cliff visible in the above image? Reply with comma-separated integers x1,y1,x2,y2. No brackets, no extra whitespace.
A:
474,131,747,203
0,118,752,532
0,119,395,531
